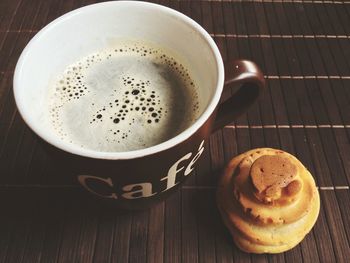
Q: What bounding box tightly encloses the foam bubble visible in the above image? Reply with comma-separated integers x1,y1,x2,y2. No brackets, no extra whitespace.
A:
48,40,201,152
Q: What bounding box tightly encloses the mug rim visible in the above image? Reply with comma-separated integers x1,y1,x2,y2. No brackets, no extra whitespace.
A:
13,0,224,160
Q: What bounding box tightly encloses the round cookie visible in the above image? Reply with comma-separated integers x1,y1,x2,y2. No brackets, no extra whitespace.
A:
217,148,320,254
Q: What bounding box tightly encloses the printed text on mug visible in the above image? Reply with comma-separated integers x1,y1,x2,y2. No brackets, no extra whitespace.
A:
78,140,205,200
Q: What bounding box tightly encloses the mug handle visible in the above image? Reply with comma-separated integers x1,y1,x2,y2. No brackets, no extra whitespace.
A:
212,60,266,131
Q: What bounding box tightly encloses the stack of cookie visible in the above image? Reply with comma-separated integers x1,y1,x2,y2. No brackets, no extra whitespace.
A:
217,148,320,254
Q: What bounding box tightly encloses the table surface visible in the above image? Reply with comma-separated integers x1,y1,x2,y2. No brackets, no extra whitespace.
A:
1,0,350,262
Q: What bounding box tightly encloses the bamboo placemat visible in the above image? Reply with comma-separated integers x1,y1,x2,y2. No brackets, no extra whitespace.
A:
0,0,349,262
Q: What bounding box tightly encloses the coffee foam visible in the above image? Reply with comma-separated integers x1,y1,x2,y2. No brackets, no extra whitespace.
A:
48,41,201,152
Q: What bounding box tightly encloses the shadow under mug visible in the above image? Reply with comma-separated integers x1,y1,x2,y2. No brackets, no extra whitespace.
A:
14,1,265,209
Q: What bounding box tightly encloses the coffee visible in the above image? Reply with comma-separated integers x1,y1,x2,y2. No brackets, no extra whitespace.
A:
48,41,200,152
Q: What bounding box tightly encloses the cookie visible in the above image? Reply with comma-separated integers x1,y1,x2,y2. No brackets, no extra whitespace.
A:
217,148,320,254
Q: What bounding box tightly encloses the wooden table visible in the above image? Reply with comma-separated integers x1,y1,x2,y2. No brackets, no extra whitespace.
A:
0,0,349,262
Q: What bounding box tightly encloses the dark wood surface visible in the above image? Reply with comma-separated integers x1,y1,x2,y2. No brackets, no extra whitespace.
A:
1,0,350,262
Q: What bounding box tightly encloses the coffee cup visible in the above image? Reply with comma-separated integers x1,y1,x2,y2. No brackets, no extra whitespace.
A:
14,1,265,209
